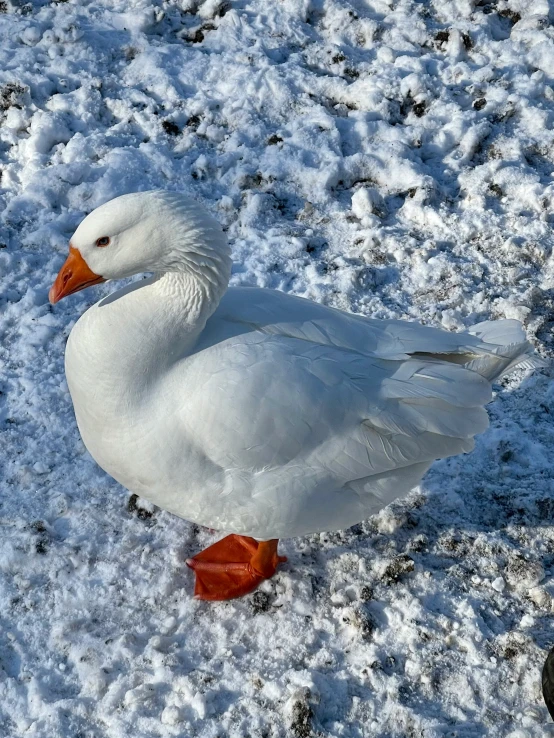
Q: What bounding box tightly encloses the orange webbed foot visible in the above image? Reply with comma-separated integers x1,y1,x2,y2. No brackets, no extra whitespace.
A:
186,534,287,601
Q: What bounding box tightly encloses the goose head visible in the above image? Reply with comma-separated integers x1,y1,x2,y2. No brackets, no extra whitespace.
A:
49,190,230,304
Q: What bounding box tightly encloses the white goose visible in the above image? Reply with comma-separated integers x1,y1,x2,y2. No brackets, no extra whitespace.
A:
49,191,542,600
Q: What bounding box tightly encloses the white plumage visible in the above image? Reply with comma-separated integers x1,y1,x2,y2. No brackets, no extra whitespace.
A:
55,191,542,541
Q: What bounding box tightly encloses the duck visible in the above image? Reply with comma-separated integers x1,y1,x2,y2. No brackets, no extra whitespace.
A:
49,190,543,601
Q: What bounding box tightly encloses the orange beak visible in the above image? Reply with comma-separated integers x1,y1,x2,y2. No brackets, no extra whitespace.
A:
49,246,106,304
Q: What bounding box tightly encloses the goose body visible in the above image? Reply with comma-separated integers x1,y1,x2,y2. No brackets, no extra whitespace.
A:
50,191,542,598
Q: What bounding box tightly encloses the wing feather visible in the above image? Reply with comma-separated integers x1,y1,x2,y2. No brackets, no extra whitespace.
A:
184,287,543,539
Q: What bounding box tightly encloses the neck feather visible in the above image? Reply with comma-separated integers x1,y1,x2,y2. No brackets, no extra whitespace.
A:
155,200,232,323
153,255,230,328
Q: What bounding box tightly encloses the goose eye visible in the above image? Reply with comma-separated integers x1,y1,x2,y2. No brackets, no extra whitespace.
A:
96,236,110,247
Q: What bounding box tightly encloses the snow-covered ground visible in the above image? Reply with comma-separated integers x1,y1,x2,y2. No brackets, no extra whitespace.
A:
1,0,554,735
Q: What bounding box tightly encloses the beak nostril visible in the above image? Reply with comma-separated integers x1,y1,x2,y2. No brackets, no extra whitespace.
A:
63,271,72,284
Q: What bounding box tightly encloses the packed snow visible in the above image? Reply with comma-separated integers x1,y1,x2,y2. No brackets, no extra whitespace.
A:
1,0,554,736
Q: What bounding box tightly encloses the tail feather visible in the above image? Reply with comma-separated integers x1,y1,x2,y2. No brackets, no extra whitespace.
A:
466,319,547,381
468,319,526,347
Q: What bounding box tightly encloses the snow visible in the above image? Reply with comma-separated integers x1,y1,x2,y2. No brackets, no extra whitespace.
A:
0,0,553,736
